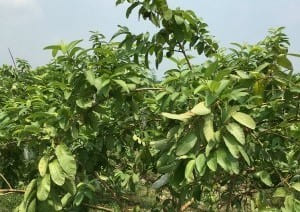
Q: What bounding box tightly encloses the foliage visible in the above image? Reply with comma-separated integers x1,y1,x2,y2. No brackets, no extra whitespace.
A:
0,0,300,211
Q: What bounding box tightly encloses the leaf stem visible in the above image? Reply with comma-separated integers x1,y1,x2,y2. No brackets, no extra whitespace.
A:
178,42,193,70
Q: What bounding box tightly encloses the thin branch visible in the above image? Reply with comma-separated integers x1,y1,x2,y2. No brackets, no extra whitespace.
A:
82,203,113,212
178,42,192,70
8,48,17,69
134,87,165,92
180,198,194,211
0,173,12,189
0,189,25,193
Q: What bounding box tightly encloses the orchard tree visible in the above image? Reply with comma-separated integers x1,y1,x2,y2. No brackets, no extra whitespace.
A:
0,0,299,211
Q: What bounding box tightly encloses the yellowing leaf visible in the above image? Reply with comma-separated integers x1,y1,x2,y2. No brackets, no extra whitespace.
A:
49,159,65,186
185,160,195,182
207,152,217,172
232,112,256,129
162,111,194,122
55,144,77,178
191,102,211,116
38,156,49,177
226,122,245,145
203,115,214,142
223,134,240,159
195,154,206,176
291,182,300,192
37,174,51,201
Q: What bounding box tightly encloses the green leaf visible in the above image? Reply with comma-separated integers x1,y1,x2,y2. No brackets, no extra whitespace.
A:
223,134,240,159
49,159,65,186
62,178,77,195
237,145,250,165
61,193,72,207
191,102,211,115
126,2,139,18
76,98,93,109
113,79,130,93
152,174,169,189
207,152,217,172
254,62,269,72
176,132,198,156
205,140,215,157
94,78,110,93
216,148,230,172
162,111,194,122
291,182,300,192
37,174,51,201
278,55,293,70
23,179,37,206
226,122,245,145
232,112,256,129
38,156,49,177
185,160,195,182
85,70,95,86
203,115,214,142
163,10,173,20
257,171,273,187
174,15,184,25
27,198,36,212
55,144,77,178
195,154,206,176
157,154,177,174
273,187,287,198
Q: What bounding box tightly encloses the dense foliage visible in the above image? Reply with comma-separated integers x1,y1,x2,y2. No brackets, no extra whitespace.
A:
0,0,300,211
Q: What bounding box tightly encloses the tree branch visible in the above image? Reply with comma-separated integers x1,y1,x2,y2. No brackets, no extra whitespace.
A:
178,42,192,70
0,173,12,189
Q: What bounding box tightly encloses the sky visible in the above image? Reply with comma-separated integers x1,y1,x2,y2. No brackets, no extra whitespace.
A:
0,0,299,77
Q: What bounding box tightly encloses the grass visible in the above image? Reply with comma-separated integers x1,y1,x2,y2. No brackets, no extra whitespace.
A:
0,193,23,212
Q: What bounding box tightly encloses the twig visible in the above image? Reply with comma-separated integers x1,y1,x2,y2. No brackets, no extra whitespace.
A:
178,42,192,70
82,203,113,212
0,189,25,193
134,87,165,92
8,48,17,69
180,198,194,211
0,173,12,189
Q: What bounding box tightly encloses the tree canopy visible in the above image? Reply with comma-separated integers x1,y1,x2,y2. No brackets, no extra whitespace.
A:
0,0,300,211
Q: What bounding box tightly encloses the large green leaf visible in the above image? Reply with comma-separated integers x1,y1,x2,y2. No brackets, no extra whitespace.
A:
38,156,49,177
277,55,293,70
203,115,214,142
232,112,256,129
176,132,198,156
256,171,273,187
191,102,211,115
55,144,77,178
223,134,240,159
195,154,206,176
207,152,217,172
216,148,230,172
113,79,130,93
37,174,51,201
185,160,195,182
237,145,250,165
49,159,66,186
226,122,245,145
291,182,300,192
162,111,194,122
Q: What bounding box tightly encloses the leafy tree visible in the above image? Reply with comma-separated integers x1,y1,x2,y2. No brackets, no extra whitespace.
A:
0,0,299,211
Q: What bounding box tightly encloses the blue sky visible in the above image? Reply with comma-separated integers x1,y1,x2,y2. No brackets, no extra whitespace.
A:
0,0,299,76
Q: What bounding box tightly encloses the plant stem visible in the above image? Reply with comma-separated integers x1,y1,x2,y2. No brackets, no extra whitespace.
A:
178,42,193,70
